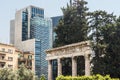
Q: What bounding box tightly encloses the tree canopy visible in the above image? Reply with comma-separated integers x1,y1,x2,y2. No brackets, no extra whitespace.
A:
54,0,120,78
54,0,88,47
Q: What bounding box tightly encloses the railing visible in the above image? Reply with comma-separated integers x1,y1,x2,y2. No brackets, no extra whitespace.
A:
18,57,26,61
0,58,6,62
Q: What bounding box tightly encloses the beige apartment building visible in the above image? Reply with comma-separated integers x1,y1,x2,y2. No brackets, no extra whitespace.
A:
18,51,35,72
0,43,34,72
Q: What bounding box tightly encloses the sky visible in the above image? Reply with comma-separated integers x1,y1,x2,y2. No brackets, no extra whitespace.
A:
0,0,120,44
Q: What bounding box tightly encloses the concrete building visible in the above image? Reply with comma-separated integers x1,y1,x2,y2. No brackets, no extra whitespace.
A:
10,5,52,77
18,51,34,72
0,43,19,70
0,43,34,71
10,20,15,44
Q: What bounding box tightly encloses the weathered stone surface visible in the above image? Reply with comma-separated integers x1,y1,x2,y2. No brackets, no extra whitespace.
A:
46,41,92,79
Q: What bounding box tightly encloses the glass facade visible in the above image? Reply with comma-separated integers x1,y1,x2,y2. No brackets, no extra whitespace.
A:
17,5,52,78
51,16,62,45
31,7,44,18
35,40,41,76
52,59,57,80
22,6,44,41
22,10,28,41
31,17,52,77
51,16,62,28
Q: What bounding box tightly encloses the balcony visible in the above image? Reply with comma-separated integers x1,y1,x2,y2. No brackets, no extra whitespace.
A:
18,57,26,61
0,51,6,55
0,59,6,63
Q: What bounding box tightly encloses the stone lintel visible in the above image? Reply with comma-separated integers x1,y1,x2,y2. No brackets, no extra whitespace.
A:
46,41,92,60
46,41,91,53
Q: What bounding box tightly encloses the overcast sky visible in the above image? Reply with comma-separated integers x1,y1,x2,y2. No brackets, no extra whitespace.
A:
0,0,120,43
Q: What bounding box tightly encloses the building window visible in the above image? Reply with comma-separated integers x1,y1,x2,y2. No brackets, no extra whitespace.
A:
8,65,13,68
0,64,5,68
8,57,13,61
2,56,4,60
22,11,28,41
1,48,5,52
8,49,13,54
1,56,5,60
28,55,32,59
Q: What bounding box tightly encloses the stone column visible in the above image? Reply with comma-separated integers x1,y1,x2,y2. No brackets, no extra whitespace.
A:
85,54,90,76
58,58,62,76
48,60,52,80
72,56,77,76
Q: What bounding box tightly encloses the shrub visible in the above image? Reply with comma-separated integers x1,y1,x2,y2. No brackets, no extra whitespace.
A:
40,74,46,80
0,67,16,80
56,74,119,80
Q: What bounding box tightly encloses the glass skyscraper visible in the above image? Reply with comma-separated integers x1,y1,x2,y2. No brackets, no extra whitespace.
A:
10,5,52,78
51,16,62,46
51,16,62,29
21,6,44,41
31,17,52,77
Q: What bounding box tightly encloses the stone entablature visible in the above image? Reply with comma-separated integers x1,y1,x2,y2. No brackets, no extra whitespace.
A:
46,41,92,80
46,41,92,60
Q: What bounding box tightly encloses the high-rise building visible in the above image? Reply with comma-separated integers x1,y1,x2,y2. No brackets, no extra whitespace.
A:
51,16,62,46
30,17,52,76
10,5,52,77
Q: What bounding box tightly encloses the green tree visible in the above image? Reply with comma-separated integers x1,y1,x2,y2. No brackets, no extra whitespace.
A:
88,10,117,77
54,0,89,47
101,17,120,78
0,67,16,80
54,0,90,77
17,64,34,80
54,0,89,76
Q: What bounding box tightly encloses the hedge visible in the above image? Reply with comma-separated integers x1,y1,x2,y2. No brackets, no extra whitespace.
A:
56,74,119,80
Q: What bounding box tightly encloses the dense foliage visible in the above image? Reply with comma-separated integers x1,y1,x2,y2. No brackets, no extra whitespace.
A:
0,67,16,80
54,0,120,78
54,0,88,76
0,64,45,80
56,74,119,80
17,64,34,80
54,0,88,47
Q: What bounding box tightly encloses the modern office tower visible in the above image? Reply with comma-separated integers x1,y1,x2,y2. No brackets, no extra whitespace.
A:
10,5,44,45
51,16,62,29
10,5,52,77
0,43,34,71
51,16,62,45
30,17,52,76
